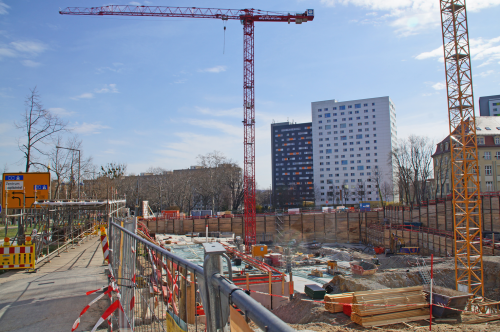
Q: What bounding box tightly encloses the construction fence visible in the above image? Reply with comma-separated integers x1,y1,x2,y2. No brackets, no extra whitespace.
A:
106,220,294,332
144,197,500,257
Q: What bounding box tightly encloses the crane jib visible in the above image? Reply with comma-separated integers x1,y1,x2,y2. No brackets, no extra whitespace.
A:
60,7,314,22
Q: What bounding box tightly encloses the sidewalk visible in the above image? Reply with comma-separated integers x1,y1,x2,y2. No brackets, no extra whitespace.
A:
0,235,109,332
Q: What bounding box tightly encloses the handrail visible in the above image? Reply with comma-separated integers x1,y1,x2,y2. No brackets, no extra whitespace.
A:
110,221,295,332
111,222,204,276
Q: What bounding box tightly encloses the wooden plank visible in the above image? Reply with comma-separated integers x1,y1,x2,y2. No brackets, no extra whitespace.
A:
366,315,430,328
230,306,254,332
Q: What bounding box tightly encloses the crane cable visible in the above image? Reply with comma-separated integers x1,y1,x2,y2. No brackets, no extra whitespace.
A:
222,16,228,54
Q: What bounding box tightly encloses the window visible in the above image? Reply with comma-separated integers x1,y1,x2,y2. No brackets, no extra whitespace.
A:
355,103,361,108
318,114,322,118
325,113,331,118
485,165,492,175
496,152,500,159
341,136,347,140
372,103,375,106
339,105,345,110
326,149,332,153
348,105,352,109
496,137,500,145
478,137,485,145
357,166,364,170
485,151,491,160
325,125,331,129
341,160,348,165
340,123,346,128
318,109,322,112
486,181,493,191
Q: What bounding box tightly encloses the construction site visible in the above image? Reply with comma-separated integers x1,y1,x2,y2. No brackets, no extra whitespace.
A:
1,1,499,331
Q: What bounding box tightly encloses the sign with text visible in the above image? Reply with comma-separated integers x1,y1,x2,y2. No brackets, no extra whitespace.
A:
2,172,50,209
5,181,24,190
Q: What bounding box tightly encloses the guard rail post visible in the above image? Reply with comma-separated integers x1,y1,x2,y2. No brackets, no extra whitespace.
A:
202,242,231,331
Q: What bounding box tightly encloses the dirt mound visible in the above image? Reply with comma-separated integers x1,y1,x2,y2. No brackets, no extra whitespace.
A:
272,294,349,325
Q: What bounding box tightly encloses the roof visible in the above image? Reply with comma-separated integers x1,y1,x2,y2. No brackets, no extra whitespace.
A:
432,117,500,157
475,116,500,135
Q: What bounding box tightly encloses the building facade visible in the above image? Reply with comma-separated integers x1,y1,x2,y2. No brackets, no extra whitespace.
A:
311,96,397,206
271,121,314,208
433,117,500,196
479,94,500,116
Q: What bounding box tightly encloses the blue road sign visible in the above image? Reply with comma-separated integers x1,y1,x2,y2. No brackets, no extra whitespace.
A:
0,205,2,214
34,185,48,190
5,175,23,181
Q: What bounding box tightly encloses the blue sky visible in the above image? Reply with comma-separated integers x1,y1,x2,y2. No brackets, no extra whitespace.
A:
0,0,499,188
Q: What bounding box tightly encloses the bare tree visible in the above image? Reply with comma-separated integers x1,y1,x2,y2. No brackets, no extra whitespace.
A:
391,135,434,205
433,153,450,199
16,87,67,172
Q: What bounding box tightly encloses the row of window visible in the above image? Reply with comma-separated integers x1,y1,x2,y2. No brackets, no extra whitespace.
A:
483,152,500,159
319,171,373,177
318,114,377,120
319,134,376,141
321,197,379,202
317,103,375,112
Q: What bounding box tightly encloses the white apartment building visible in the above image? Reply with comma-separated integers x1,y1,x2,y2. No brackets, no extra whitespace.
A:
311,96,397,205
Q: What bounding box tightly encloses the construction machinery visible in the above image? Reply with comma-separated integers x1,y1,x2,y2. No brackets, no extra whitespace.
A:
386,233,420,256
439,0,484,296
59,5,314,252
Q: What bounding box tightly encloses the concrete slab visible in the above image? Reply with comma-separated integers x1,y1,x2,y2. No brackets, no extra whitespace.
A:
0,236,109,332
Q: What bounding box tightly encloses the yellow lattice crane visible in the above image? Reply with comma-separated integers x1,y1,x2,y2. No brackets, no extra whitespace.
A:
439,0,484,297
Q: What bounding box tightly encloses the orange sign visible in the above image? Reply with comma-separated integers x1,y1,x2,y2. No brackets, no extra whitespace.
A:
2,172,50,209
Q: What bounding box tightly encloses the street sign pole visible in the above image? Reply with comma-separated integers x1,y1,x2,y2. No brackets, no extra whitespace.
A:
3,189,6,238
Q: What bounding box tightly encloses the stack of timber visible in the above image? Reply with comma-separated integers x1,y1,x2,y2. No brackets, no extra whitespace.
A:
324,292,354,313
351,286,429,328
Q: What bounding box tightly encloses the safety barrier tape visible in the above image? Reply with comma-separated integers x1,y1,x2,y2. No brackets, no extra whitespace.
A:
71,286,115,332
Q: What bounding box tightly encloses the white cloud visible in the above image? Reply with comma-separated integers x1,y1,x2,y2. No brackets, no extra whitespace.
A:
195,106,240,117
0,39,47,61
0,47,16,58
416,36,500,67
199,65,227,73
173,78,187,84
478,70,495,77
10,41,47,55
129,2,142,5
432,82,446,90
320,0,500,36
184,119,241,137
21,60,40,67
0,1,9,15
47,108,75,117
71,93,94,100
95,84,119,93
415,46,442,60
71,122,110,134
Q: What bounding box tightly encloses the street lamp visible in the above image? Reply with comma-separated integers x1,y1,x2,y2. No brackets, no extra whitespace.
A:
56,146,81,200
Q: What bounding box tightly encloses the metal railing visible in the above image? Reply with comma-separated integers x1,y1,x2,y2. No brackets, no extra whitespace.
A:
108,221,294,332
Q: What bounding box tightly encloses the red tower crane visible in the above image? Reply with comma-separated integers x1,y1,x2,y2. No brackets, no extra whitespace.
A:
59,6,314,250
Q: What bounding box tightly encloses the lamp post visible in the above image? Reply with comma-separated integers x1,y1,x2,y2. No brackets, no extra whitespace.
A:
56,146,81,200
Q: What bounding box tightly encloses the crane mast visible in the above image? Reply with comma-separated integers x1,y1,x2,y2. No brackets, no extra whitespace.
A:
60,6,314,251
439,0,484,296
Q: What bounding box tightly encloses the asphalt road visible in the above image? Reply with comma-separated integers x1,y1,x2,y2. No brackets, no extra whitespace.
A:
0,236,109,332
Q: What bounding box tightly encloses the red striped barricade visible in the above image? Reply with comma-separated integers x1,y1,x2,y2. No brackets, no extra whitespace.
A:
0,237,36,270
